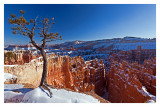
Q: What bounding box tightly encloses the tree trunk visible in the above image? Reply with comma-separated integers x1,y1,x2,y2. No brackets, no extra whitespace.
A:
40,49,48,86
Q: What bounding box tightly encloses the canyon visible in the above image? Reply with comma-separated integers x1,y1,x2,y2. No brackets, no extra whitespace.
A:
4,54,106,96
4,37,156,103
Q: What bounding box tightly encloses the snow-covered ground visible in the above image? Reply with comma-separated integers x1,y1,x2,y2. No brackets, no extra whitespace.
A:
4,84,27,103
4,84,100,103
4,65,18,67
22,87,100,103
4,73,17,82
113,42,156,51
142,86,156,103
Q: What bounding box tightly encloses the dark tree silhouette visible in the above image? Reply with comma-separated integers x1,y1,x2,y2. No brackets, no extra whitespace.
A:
8,10,62,97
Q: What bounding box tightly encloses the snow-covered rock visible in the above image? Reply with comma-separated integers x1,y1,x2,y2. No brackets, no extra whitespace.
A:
4,65,18,67
22,87,100,103
4,84,26,103
113,42,156,51
4,84,100,103
148,100,156,103
142,86,156,103
4,73,17,83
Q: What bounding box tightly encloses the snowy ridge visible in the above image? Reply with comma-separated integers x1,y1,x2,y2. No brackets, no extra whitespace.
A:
142,86,156,103
44,37,155,60
22,87,100,103
4,84,100,103
113,42,156,51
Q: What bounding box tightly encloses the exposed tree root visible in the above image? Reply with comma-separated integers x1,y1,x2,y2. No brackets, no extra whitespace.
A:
40,83,54,98
45,83,55,89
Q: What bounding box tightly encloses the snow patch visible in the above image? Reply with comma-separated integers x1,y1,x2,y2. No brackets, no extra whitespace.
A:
142,86,155,98
4,73,17,82
4,84,24,89
22,87,100,103
4,65,18,67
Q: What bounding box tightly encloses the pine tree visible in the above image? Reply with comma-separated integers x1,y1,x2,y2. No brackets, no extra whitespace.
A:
8,10,62,97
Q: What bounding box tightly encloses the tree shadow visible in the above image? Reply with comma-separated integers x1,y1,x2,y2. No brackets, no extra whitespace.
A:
4,88,33,94
39,87,50,97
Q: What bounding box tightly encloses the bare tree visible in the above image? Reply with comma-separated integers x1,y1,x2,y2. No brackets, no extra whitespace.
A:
8,10,62,97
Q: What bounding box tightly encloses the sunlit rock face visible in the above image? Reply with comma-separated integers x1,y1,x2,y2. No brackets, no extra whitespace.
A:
130,58,156,96
107,48,156,99
47,55,106,96
4,54,106,97
108,46,156,64
4,51,36,65
107,60,151,103
4,48,156,103
4,61,43,88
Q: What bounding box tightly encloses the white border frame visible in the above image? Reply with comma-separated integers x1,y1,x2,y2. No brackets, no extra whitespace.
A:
1,0,159,106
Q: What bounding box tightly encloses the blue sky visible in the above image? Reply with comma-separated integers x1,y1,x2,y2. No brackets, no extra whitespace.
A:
4,4,156,45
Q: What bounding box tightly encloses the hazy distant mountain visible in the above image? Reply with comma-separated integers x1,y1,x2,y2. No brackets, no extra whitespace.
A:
47,36,156,51
5,37,156,51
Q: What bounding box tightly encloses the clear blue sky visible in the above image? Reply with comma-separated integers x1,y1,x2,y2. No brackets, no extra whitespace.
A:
4,4,156,45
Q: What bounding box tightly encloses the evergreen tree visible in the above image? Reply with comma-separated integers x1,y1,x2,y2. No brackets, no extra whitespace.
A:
9,10,62,97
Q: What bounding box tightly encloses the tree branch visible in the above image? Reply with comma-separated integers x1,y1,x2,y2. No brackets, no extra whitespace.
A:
29,16,42,51
29,35,42,51
31,16,38,35
42,19,46,48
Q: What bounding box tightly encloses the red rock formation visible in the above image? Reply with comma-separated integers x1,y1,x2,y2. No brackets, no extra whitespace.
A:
107,60,151,103
143,57,156,76
108,46,156,64
47,55,106,96
130,61,156,96
107,46,156,97
4,51,36,65
4,60,43,87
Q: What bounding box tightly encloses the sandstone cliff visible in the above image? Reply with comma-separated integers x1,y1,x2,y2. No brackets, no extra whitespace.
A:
47,55,106,96
4,51,36,65
4,55,106,97
107,60,151,103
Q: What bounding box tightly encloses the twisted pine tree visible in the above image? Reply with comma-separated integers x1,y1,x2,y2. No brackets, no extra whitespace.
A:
9,10,62,97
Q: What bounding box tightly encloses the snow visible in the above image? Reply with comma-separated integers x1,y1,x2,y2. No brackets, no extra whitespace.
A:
22,87,100,103
4,84,24,89
4,84,32,103
83,54,109,60
142,86,156,103
37,56,43,59
113,42,156,51
30,59,37,62
4,73,17,82
68,51,72,54
4,65,18,67
123,37,146,41
4,84,100,103
142,86,155,98
37,62,43,66
148,100,155,103
93,44,105,49
4,91,24,103
93,43,112,49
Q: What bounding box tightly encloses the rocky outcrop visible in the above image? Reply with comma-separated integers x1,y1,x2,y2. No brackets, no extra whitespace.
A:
4,55,106,97
108,46,156,64
129,59,156,96
143,57,156,76
47,55,106,96
4,49,156,103
107,48,156,98
4,58,43,87
107,60,151,103
4,73,17,84
4,51,36,65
